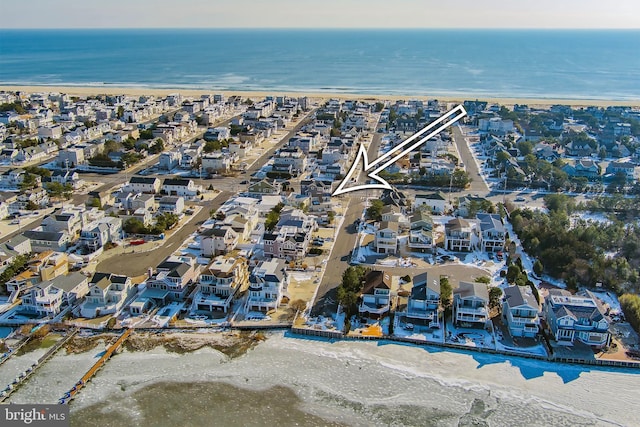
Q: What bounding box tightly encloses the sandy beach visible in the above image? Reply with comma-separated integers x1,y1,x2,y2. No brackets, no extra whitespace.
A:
1,85,639,108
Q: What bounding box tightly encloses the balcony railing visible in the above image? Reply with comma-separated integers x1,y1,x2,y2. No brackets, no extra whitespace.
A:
405,310,436,320
457,306,487,315
456,314,487,323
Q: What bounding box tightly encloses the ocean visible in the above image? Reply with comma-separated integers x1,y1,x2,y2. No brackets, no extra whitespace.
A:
6,333,640,426
0,29,639,100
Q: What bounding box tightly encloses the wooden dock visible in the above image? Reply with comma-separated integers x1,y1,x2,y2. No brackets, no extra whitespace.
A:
0,329,78,402
58,328,132,405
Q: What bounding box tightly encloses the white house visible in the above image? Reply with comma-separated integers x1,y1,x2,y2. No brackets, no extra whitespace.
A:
80,217,123,252
125,176,161,194
477,213,506,252
453,281,489,328
374,221,399,254
503,285,540,338
162,178,199,198
246,258,288,312
158,196,185,215
414,192,448,214
80,272,132,318
20,272,89,317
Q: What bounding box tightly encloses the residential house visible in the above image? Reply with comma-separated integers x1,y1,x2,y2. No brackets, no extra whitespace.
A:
404,272,441,329
202,152,233,174
247,179,281,196
201,226,239,257
162,178,199,198
80,272,132,318
414,192,448,214
445,217,479,252
145,256,200,302
606,161,636,181
408,210,434,253
544,289,610,348
80,217,122,252
41,209,83,239
374,221,399,254
158,196,185,215
453,281,490,328
359,270,393,320
381,205,408,229
247,258,288,312
503,285,541,338
20,272,89,317
192,256,249,314
125,176,161,194
456,195,491,218
477,213,505,253
22,230,71,253
565,140,596,157
562,159,601,180
117,191,155,212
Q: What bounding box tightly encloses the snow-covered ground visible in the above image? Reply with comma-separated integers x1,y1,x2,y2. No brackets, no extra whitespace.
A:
591,291,622,316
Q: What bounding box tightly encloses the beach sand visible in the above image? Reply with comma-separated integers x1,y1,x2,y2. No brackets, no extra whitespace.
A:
1,85,638,107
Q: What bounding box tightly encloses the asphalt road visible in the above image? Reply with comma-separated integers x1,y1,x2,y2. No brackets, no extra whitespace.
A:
94,190,232,276
452,125,489,194
93,109,318,276
311,129,384,316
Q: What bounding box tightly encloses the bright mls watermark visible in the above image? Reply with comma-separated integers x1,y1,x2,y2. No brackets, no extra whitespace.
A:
2,405,69,426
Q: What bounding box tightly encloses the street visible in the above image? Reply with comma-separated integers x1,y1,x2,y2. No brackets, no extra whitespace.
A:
93,109,318,275
311,128,384,316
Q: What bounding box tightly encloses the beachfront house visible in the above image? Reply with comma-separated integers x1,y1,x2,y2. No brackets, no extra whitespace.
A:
502,285,541,338
246,258,288,313
453,281,490,328
404,272,441,330
544,289,611,349
191,256,249,314
358,270,393,320
79,273,132,318
146,256,201,302
20,272,89,318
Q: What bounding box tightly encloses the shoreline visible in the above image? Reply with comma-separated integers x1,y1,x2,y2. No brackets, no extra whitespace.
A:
1,84,639,107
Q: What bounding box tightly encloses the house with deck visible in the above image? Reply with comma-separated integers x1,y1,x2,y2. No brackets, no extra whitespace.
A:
192,256,249,314
246,258,288,312
374,221,399,255
453,281,489,328
358,270,393,320
79,273,132,318
544,289,610,348
503,285,541,338
404,272,441,329
20,272,89,318
408,210,434,253
477,213,505,253
445,218,479,252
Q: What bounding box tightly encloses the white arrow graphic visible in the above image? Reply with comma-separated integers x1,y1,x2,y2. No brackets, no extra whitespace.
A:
332,104,467,196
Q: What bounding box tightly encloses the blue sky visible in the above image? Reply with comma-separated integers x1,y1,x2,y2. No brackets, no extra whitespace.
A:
1,0,639,29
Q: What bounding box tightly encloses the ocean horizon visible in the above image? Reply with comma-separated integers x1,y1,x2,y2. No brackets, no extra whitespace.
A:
1,28,639,100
